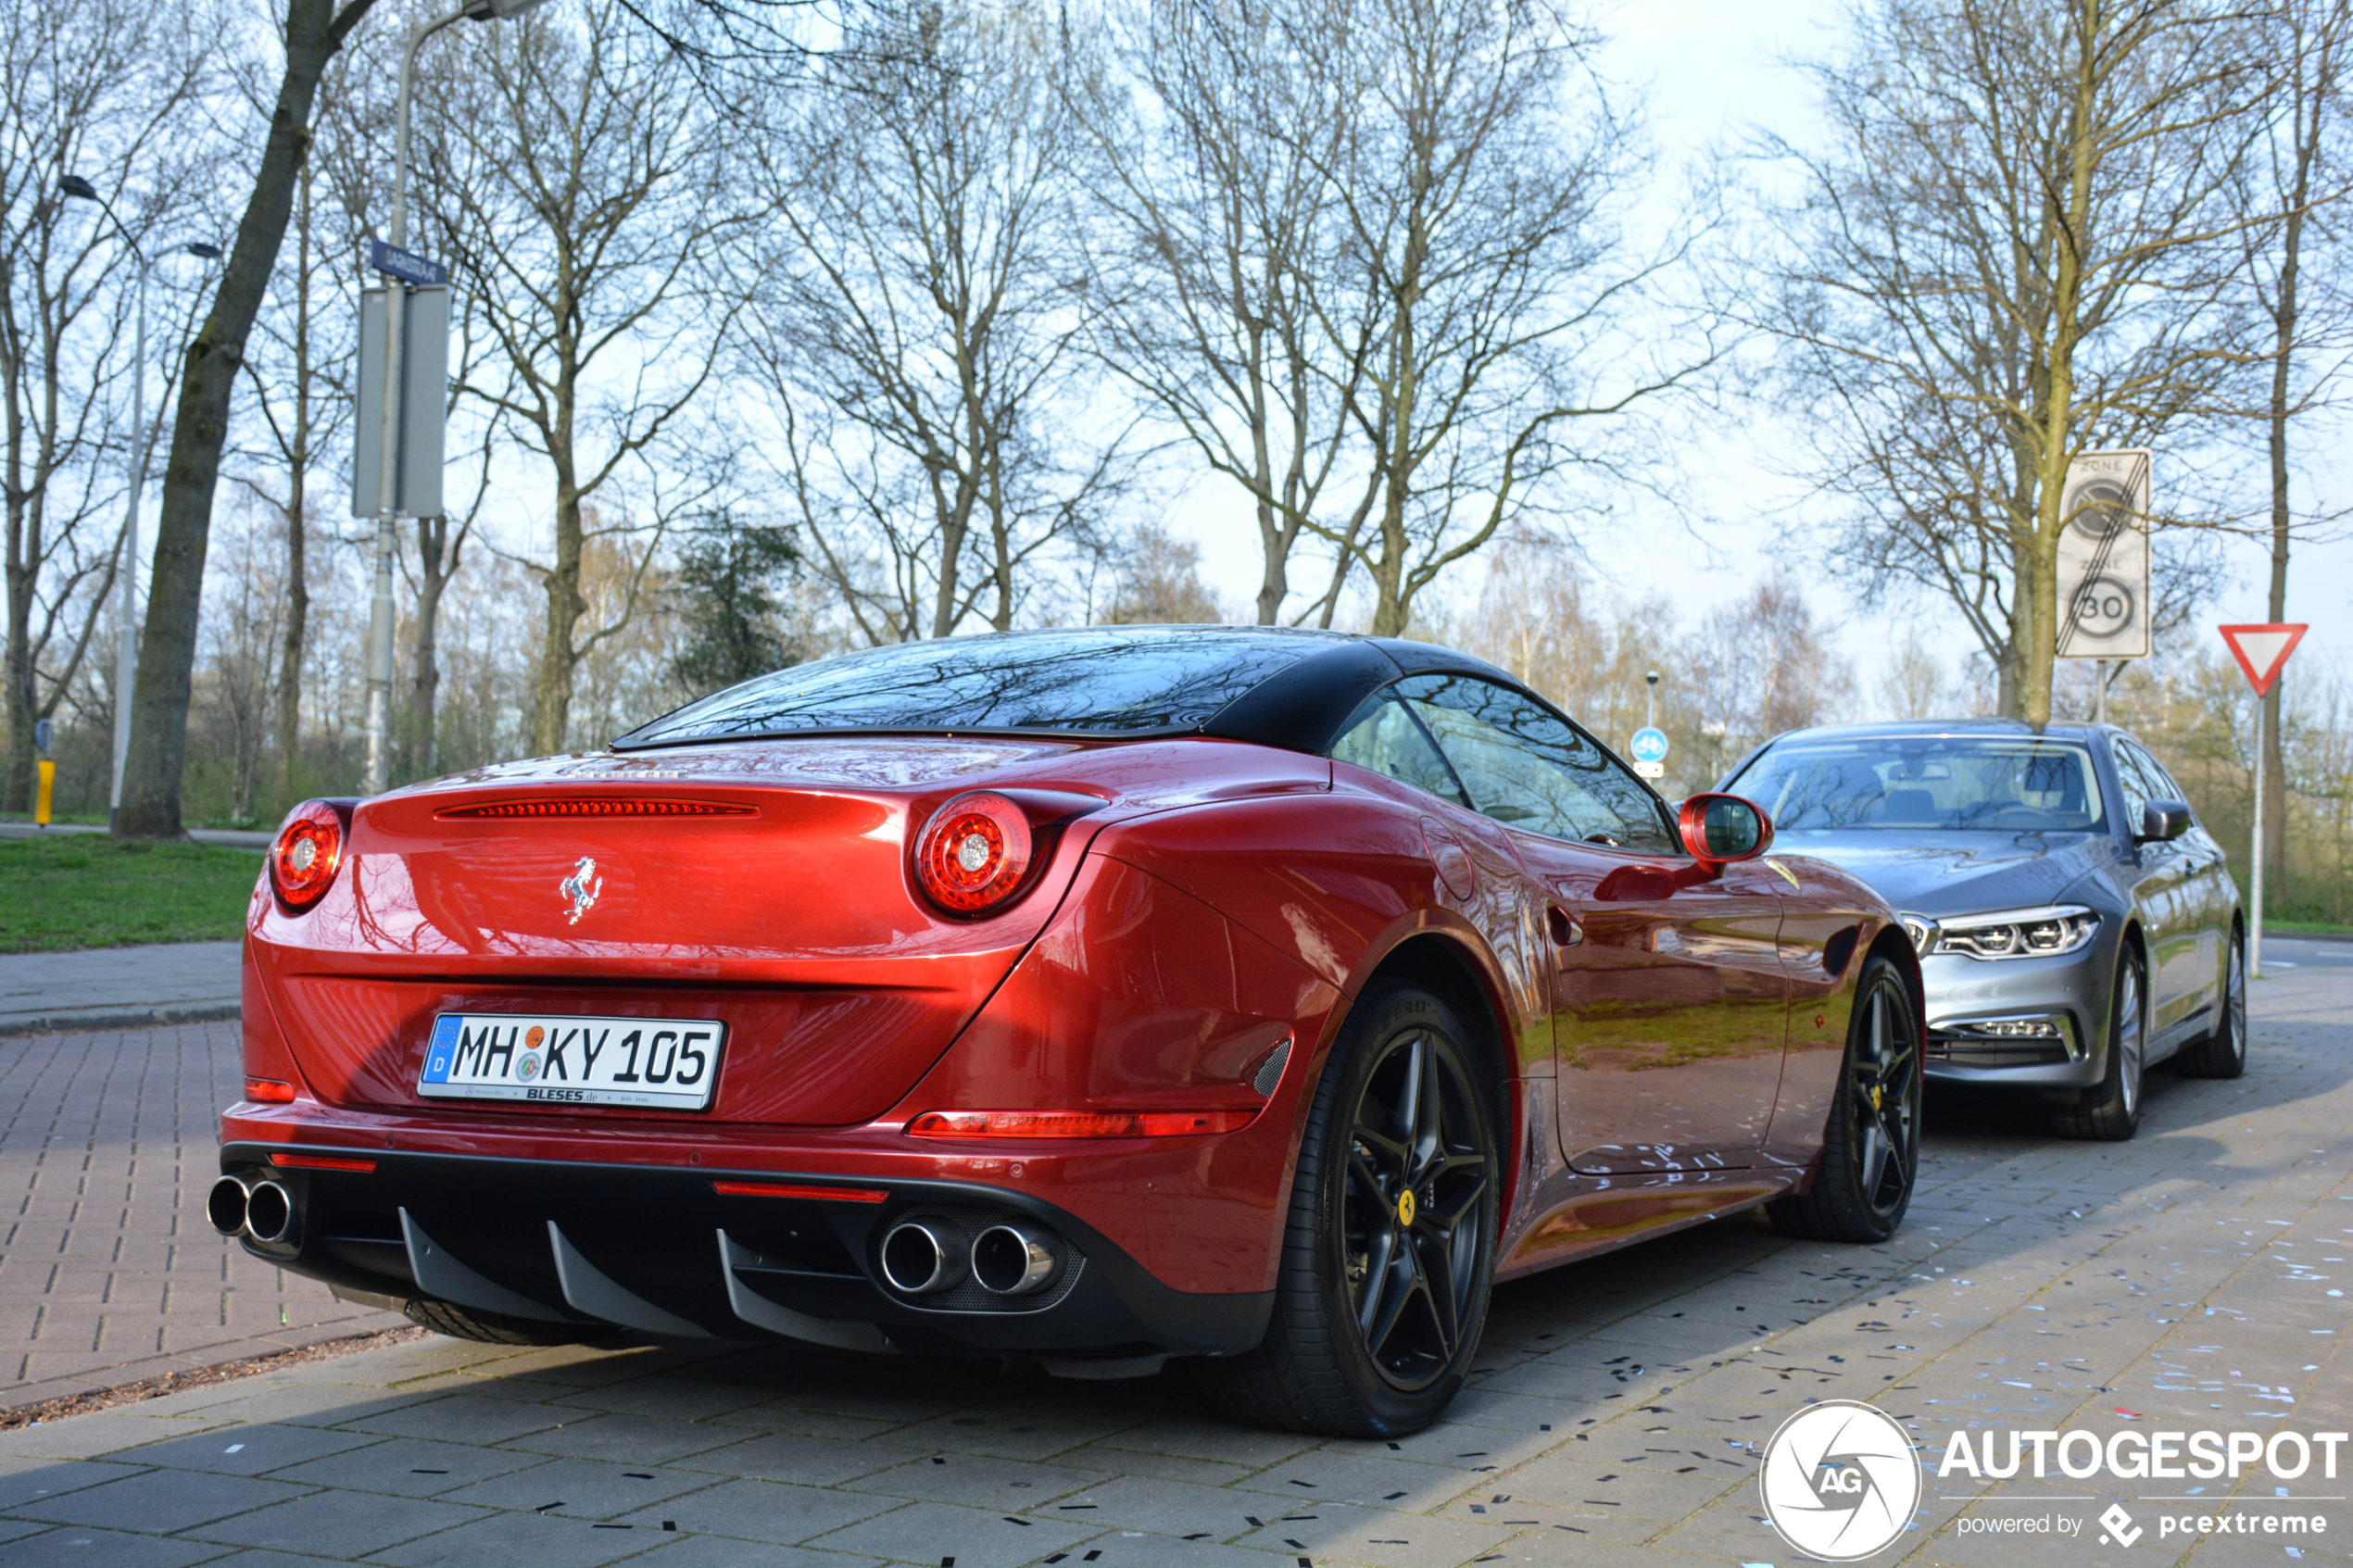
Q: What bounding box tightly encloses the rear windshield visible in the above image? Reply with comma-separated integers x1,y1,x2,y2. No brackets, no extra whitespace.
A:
614,626,1335,746
1728,736,2108,834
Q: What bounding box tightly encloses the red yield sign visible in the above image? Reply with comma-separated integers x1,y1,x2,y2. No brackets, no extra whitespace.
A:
2219,622,2309,696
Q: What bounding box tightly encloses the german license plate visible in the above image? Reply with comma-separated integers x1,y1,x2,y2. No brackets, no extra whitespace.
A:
419,1013,725,1110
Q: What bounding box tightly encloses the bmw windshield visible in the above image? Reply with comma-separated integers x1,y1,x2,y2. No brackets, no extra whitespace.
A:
1729,736,2108,834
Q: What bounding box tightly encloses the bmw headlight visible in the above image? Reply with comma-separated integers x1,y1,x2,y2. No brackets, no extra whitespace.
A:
1927,905,2098,960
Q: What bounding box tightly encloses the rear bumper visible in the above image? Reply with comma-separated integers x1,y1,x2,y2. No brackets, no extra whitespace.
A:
220,1141,1272,1362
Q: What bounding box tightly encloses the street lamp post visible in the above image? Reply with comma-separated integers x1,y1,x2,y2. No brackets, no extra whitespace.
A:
57,175,220,826
362,0,554,797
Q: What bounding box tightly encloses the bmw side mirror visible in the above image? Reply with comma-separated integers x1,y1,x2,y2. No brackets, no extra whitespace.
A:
2139,800,2192,843
1680,793,1773,868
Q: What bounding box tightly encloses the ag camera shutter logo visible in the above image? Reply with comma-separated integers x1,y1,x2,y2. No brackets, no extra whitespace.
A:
1760,1399,1921,1560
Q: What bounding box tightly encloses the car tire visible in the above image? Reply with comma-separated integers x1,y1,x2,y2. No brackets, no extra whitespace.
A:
2175,924,2247,1080
401,1298,619,1347
1768,953,1920,1245
2052,943,2147,1140
1190,980,1500,1437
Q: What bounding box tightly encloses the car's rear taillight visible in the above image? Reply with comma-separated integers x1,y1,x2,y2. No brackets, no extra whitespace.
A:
269,800,347,910
916,791,1033,914
911,787,1110,919
244,1077,296,1104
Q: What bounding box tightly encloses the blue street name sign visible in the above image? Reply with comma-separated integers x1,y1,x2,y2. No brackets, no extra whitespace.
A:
1629,726,1670,764
370,239,448,287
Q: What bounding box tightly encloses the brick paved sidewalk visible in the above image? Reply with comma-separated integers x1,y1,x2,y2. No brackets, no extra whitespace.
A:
0,968,2343,1565
0,1022,405,1408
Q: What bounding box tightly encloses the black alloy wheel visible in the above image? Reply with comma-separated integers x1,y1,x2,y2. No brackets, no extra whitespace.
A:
1192,981,1500,1436
1769,953,1921,1243
1341,1016,1494,1392
2178,924,2248,1079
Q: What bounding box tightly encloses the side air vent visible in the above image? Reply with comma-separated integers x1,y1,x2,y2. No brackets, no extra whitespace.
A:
435,798,757,821
1251,1036,1293,1098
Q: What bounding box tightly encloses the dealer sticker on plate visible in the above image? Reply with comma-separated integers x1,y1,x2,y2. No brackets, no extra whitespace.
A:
419,1013,724,1110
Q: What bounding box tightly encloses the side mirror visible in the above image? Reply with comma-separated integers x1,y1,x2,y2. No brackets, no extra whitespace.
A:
1679,793,1773,867
2139,799,2192,843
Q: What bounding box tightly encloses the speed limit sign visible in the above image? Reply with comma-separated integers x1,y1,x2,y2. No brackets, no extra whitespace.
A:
2055,450,2151,660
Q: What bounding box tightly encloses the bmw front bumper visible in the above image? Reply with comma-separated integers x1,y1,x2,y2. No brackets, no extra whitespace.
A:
1917,932,2120,1091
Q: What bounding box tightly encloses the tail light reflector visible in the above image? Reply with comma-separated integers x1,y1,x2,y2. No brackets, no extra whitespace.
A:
711,1180,890,1202
244,1077,296,1104
906,1109,1260,1139
270,1152,376,1172
269,800,346,909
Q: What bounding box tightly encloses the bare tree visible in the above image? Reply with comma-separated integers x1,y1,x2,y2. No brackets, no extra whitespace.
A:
1,0,213,811
1756,0,2268,723
1073,0,1380,626
744,0,1127,646
234,119,360,805
1685,571,1856,750
1300,0,1712,638
115,0,377,839
415,0,738,754
2233,0,2352,880
1099,521,1227,622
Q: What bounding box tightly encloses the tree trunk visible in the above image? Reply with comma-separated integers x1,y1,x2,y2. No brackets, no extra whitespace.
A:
2264,315,2294,888
1,540,34,811
275,165,315,809
116,0,375,840
533,483,586,755
2259,6,2327,891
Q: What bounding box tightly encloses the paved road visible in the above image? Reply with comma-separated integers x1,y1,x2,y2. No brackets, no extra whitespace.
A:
0,959,2345,1565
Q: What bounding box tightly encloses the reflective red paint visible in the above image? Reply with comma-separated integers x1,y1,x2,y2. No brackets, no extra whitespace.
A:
227,730,1912,1336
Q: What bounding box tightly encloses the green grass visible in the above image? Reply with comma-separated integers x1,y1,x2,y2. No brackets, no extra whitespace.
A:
0,835,260,954
2265,918,2353,938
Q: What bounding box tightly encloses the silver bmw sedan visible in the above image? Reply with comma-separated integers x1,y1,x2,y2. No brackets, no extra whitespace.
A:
1718,721,2246,1140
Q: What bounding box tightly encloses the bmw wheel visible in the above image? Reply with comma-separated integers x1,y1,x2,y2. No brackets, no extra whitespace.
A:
1192,981,1499,1436
2054,943,2147,1140
1768,953,1920,1244
2177,924,2247,1079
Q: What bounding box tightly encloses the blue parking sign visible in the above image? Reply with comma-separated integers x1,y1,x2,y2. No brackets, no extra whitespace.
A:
1629,726,1669,764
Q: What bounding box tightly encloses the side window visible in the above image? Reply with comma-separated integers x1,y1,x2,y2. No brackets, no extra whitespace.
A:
1396,673,1677,851
2127,741,2193,814
2110,742,2156,832
1329,691,1470,808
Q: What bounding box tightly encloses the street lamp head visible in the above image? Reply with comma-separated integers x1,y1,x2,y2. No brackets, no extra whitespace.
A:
184,243,223,259
1646,670,1660,687
464,0,553,19
58,174,100,202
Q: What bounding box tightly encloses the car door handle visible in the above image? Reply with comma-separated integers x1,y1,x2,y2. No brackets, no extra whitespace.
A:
1548,906,1584,947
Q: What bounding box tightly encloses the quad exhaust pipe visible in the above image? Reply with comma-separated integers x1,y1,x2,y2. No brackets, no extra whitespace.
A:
879,1218,969,1294
208,1174,297,1246
971,1223,1057,1296
879,1217,1063,1298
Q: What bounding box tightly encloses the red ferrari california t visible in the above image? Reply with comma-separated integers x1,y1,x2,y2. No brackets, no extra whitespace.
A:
219,626,1921,1436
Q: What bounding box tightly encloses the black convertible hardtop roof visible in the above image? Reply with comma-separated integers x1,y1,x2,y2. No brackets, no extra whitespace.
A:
610,623,1525,756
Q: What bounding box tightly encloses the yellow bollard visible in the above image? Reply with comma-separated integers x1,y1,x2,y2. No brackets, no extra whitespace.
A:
34,759,54,826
